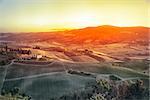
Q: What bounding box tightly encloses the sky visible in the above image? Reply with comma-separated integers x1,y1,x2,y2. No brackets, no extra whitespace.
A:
0,0,149,32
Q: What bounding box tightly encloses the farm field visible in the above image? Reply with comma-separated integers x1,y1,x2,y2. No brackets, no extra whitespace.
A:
64,62,149,78
1,58,149,100
0,67,6,93
118,60,149,73
4,60,149,80
2,72,95,100
5,61,65,79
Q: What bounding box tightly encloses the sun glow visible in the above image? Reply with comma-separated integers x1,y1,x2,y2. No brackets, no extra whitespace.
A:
68,13,100,27
34,17,50,26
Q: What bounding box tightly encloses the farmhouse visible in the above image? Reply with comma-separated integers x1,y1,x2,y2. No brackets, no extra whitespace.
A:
20,54,43,60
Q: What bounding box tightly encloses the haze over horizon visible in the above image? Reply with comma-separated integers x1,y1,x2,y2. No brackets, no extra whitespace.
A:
0,0,149,32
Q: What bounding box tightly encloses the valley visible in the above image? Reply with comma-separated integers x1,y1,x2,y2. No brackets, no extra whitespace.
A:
0,25,149,100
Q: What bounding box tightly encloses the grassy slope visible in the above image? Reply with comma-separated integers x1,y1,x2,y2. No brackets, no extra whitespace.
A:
6,61,149,79
2,61,149,100
65,62,149,78
119,60,149,71
3,73,95,100
0,67,7,93
5,62,65,79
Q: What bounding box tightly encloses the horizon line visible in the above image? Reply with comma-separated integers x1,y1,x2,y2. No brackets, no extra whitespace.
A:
0,25,149,33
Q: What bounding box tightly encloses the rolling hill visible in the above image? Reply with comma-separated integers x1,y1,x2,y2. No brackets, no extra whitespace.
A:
0,25,149,45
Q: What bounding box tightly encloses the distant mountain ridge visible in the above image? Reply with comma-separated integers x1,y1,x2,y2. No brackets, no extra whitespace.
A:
0,25,149,45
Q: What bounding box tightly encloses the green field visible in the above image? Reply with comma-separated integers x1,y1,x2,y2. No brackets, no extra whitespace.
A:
0,67,6,82
0,66,7,93
1,61,149,100
6,62,65,79
6,61,148,80
65,62,149,78
3,73,95,100
118,60,149,71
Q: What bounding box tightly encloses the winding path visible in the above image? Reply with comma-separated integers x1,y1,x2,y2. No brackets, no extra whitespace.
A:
5,72,65,82
0,59,149,93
